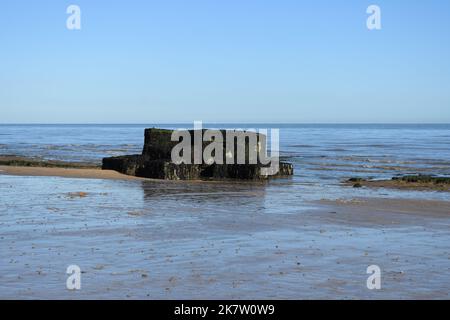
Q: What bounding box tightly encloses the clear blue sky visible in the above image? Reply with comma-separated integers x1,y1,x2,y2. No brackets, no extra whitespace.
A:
1,0,449,123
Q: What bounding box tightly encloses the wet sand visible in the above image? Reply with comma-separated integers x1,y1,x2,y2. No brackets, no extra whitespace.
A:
320,198,450,220
0,171,449,299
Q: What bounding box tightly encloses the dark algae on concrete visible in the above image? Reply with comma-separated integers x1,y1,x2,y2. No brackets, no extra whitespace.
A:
102,128,294,180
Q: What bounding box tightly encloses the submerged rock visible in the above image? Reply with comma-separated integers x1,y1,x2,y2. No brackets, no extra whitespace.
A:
102,128,293,180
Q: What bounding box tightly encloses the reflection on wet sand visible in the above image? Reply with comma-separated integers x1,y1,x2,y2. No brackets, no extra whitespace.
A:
141,180,268,208
1,174,449,299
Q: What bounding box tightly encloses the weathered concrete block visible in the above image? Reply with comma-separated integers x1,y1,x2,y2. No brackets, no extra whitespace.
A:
142,128,178,160
102,128,294,180
102,155,141,176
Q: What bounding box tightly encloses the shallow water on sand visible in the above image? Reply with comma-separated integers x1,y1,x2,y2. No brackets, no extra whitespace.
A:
0,175,449,299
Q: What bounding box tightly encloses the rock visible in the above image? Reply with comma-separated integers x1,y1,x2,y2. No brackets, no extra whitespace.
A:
102,128,293,180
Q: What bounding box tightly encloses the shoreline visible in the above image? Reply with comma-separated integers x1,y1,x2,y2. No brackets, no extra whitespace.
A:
0,165,267,185
1,156,449,191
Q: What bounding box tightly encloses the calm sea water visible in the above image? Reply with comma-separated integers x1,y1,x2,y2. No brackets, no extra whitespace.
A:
1,124,450,200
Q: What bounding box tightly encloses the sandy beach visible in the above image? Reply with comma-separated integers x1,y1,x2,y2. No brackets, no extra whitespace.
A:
1,167,449,299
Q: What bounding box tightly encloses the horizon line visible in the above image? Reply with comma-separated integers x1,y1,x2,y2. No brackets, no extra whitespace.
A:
1,122,450,126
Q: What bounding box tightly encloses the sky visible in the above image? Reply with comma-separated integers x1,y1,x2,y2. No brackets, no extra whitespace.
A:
0,0,449,123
